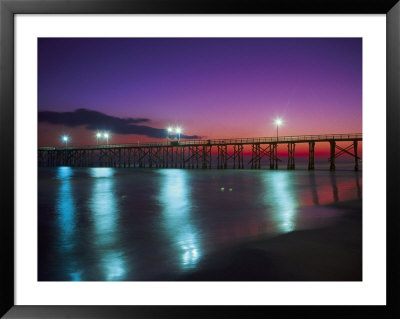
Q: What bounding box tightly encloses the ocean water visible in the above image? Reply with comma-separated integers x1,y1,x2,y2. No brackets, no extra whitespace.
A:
38,166,362,281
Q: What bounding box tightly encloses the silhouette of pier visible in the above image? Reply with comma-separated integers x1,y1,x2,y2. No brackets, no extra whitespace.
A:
38,133,362,171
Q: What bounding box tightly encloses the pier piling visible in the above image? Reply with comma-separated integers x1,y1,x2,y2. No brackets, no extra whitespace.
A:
38,134,362,171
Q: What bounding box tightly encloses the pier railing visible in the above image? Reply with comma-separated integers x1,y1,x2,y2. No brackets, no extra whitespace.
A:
38,133,362,171
39,133,362,150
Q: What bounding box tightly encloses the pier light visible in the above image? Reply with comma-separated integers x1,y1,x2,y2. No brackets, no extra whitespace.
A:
166,127,173,143
275,118,283,141
175,127,182,141
96,132,101,145
103,132,110,145
62,135,69,147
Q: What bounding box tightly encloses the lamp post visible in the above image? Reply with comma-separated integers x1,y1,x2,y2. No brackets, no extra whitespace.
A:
167,127,173,144
176,127,182,141
62,135,69,147
104,132,109,145
275,118,282,141
96,132,101,145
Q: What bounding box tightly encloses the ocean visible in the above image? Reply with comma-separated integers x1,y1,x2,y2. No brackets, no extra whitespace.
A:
38,164,362,281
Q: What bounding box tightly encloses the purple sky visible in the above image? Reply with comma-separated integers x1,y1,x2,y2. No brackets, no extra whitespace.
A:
38,38,362,149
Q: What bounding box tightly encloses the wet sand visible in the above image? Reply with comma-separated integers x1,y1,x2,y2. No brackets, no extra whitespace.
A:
177,199,362,281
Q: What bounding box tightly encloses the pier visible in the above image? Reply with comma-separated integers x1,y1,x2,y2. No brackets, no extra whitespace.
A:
38,133,362,171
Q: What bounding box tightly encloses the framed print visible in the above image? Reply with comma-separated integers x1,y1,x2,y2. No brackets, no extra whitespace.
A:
1,0,399,318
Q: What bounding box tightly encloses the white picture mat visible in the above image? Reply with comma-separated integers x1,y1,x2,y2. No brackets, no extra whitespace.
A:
15,14,386,305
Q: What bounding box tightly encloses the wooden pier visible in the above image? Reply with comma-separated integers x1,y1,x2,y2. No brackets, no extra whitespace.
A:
38,133,362,171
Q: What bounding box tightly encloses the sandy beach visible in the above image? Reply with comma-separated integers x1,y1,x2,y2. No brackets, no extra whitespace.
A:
178,199,362,281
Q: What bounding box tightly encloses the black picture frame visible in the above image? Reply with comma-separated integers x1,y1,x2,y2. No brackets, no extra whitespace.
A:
1,0,399,318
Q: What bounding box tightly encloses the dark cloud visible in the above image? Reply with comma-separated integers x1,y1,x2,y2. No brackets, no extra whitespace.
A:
38,108,201,139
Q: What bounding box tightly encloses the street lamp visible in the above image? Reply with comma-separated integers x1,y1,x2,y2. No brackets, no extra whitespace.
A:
62,135,69,147
176,127,182,141
96,132,101,145
167,127,173,144
275,118,283,141
103,132,109,145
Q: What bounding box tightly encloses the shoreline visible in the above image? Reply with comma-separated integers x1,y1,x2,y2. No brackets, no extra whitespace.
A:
174,199,362,281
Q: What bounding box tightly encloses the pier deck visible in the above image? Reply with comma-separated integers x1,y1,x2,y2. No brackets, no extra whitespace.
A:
38,133,362,171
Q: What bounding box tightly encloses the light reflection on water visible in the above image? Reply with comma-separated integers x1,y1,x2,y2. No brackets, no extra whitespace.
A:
40,167,362,281
262,171,299,233
55,167,81,280
89,167,127,281
56,167,76,249
157,170,201,269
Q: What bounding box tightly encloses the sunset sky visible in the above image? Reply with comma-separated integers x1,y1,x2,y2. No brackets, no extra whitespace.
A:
38,38,362,155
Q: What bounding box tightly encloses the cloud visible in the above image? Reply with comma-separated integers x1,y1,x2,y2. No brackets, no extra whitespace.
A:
38,108,201,139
